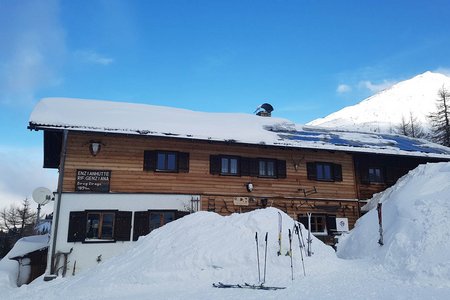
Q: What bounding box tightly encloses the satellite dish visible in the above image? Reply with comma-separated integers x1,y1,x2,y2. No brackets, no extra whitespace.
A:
32,187,53,205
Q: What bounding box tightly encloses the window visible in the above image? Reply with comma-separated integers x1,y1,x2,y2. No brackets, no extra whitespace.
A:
258,159,276,177
68,210,132,243
210,155,286,178
157,152,177,172
299,214,327,234
133,210,189,241
298,214,337,236
220,156,239,175
149,211,175,232
307,162,342,182
368,167,384,183
316,163,332,180
144,150,189,173
86,212,114,240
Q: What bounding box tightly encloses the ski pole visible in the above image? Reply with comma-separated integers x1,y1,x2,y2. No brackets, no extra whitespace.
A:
307,213,312,257
288,229,293,281
263,232,268,284
277,212,282,256
255,232,261,283
295,224,306,276
298,222,307,257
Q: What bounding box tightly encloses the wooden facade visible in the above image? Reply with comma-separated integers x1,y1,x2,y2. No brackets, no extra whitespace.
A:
42,130,446,246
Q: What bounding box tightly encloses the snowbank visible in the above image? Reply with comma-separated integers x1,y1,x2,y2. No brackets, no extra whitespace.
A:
337,162,450,286
66,208,334,286
4,207,450,299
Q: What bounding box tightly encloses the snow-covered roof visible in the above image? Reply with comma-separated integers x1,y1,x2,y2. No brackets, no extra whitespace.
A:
29,98,450,159
7,235,50,259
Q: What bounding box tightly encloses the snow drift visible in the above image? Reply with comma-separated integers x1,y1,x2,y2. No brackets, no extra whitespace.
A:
337,162,450,286
63,208,333,286
4,200,450,299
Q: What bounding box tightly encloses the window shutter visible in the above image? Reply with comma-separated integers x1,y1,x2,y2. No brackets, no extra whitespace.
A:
326,215,337,233
114,211,132,241
67,211,86,242
249,158,259,177
276,160,287,179
240,157,250,176
175,210,190,219
298,216,309,230
178,152,190,173
306,162,317,180
210,155,221,175
143,150,157,171
133,211,150,241
333,164,343,181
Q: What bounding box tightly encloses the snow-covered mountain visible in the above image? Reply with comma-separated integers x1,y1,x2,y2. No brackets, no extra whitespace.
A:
308,71,450,133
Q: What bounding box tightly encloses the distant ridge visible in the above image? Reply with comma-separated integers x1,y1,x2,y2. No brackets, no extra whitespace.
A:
307,71,450,133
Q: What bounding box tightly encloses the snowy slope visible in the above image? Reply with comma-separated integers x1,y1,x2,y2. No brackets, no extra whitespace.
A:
308,71,450,133
337,162,450,286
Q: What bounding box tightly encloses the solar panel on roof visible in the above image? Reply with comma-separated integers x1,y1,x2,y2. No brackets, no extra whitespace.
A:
272,127,450,156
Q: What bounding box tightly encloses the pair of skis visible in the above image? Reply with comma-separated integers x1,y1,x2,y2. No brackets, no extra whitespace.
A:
278,212,311,257
212,282,286,291
213,231,285,291
278,212,307,279
255,232,268,284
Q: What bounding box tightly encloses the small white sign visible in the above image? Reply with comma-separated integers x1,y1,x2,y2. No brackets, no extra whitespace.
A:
336,218,349,232
233,197,249,206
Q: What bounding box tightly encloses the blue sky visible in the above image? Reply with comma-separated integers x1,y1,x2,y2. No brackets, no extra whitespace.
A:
1,0,450,206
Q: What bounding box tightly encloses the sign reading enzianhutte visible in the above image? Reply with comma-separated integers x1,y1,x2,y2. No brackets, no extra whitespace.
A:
76,169,111,192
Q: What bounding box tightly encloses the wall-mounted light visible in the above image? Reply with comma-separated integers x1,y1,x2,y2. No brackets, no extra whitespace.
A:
246,182,254,192
89,141,104,156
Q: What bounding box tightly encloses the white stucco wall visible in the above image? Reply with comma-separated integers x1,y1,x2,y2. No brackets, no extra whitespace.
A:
46,193,198,277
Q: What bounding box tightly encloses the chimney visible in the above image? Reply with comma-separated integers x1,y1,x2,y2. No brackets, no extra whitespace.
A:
255,103,274,117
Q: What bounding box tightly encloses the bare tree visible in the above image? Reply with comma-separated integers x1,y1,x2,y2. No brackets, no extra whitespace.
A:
396,115,411,136
396,112,427,139
408,112,426,139
428,86,450,147
0,206,20,231
0,198,36,238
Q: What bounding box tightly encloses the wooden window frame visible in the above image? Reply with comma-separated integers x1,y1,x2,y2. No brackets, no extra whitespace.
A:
368,167,385,183
85,211,116,242
133,210,190,241
316,163,333,181
148,210,177,232
144,150,189,173
220,156,240,176
156,151,178,172
299,214,337,236
258,159,277,178
307,162,342,182
68,210,132,243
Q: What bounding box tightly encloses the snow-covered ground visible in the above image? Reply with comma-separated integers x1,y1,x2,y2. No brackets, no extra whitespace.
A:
2,162,450,299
